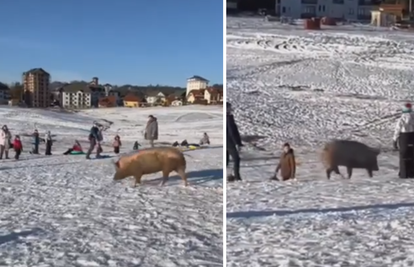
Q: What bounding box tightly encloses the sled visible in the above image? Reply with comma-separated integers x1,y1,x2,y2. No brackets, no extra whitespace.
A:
70,151,85,155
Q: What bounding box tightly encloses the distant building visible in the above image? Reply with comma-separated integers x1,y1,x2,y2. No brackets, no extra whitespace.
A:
186,75,209,96
187,89,206,104
277,0,380,20
146,91,166,106
123,93,144,107
0,83,10,104
22,68,51,108
204,87,223,104
60,83,92,108
99,96,117,108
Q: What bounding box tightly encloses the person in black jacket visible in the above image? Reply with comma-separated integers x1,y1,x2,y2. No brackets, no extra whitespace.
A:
227,102,243,181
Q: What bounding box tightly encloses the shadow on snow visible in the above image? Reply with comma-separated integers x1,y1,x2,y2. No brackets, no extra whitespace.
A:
0,228,44,246
227,202,414,219
146,168,223,186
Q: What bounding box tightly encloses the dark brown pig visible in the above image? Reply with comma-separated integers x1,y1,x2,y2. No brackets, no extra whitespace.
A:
321,140,380,179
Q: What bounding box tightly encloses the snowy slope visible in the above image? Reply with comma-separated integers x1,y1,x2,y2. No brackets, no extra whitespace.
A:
0,105,223,266
227,17,414,266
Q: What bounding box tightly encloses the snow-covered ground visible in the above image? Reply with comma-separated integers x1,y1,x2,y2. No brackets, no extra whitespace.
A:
0,105,223,266
227,17,414,266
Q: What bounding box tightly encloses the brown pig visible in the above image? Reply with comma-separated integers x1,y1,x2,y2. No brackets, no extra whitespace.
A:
321,139,380,179
113,147,188,187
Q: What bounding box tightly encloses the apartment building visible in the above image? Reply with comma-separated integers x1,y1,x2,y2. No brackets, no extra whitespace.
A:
22,68,50,108
277,0,379,20
60,83,92,108
186,75,209,96
0,83,10,104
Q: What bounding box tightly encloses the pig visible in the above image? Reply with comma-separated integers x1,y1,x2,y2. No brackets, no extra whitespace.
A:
113,147,188,187
321,139,380,179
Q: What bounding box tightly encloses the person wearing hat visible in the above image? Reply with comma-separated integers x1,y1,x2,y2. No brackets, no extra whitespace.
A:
227,102,243,182
393,102,414,178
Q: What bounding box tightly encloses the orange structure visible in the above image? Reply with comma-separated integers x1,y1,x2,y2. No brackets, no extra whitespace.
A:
304,18,321,30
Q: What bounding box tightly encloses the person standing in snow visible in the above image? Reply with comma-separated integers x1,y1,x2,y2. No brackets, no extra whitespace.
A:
86,123,101,159
45,131,53,155
0,125,12,159
199,132,210,145
144,115,158,148
227,102,243,182
133,141,141,151
393,102,414,178
31,129,40,154
96,125,104,155
113,135,121,154
13,135,23,160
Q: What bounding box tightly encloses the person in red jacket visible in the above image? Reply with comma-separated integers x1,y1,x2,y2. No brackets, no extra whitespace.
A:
63,140,83,155
13,135,23,160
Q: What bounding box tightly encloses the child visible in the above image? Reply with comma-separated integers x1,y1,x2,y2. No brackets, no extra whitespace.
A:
270,142,296,181
13,135,22,160
113,135,121,154
63,140,83,155
133,141,141,151
199,132,210,145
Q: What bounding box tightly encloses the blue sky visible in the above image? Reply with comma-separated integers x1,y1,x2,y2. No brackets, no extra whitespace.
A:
0,1,224,87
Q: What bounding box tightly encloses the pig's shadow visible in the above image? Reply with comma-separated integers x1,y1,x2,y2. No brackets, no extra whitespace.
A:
145,168,223,186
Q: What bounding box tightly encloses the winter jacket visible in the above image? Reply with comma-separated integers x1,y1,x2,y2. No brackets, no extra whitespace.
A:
276,149,296,181
393,111,414,141
45,132,52,144
97,129,103,142
32,132,40,145
145,117,158,140
113,138,121,147
0,130,12,147
200,134,210,145
89,126,99,140
13,139,22,150
133,141,140,150
72,145,82,152
227,114,242,149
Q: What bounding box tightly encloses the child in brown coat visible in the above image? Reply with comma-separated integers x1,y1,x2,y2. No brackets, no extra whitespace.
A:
271,142,296,181
113,135,122,154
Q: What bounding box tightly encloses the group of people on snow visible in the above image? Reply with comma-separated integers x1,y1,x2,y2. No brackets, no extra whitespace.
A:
0,125,23,160
0,125,49,160
1,112,209,161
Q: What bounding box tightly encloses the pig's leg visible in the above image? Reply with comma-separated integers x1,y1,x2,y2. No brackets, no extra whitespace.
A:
326,168,332,180
333,165,346,179
176,168,188,187
133,175,142,187
366,168,373,178
161,170,169,186
346,167,353,179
